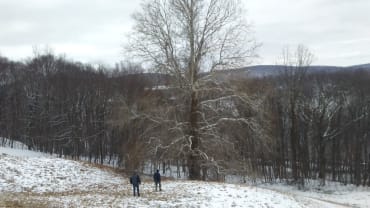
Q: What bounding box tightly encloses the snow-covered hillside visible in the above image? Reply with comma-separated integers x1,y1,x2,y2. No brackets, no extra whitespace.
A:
0,145,369,208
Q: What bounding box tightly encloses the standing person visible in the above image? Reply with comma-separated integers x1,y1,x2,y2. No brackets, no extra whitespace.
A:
153,169,161,191
130,172,141,197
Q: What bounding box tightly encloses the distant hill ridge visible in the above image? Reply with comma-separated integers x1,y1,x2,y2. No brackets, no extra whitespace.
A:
127,63,370,83
214,63,370,79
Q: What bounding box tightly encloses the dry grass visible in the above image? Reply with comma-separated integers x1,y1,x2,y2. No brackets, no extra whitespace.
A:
0,181,141,208
0,190,121,207
0,157,188,207
0,192,50,208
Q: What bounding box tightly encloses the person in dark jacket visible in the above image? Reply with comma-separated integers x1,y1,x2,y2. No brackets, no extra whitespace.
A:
130,172,141,196
153,169,161,191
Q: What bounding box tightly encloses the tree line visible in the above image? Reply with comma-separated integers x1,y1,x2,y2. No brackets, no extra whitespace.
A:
241,62,370,186
0,52,158,168
1,50,369,187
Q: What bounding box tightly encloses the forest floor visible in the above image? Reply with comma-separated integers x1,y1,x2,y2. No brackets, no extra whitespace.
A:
0,145,369,208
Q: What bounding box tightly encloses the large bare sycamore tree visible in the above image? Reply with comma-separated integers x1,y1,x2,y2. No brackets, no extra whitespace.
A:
126,0,259,180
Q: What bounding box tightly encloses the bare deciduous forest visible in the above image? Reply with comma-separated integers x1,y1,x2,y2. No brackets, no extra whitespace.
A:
1,49,369,187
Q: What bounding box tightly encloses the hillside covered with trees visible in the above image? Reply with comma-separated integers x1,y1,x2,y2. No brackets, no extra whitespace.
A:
1,50,369,187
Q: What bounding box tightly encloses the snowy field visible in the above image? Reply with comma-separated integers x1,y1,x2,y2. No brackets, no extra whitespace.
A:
1,144,369,207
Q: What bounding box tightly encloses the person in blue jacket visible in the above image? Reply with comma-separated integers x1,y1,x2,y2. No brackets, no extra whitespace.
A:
153,169,161,191
130,172,141,196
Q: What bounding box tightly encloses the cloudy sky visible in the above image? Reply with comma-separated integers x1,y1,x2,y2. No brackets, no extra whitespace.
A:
0,0,369,66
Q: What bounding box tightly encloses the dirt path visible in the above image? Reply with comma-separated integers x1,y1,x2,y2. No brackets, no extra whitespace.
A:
294,194,354,208
259,187,355,208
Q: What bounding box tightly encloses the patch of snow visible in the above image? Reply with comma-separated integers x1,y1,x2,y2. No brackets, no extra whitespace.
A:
0,146,47,158
1,144,369,207
259,181,370,208
0,146,302,207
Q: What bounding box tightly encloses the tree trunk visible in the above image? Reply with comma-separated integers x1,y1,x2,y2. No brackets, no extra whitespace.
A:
290,100,298,182
188,90,201,180
331,138,338,181
318,140,326,185
354,136,362,186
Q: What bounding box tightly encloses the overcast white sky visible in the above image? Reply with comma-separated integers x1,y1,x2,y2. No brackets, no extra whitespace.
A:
0,0,369,66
